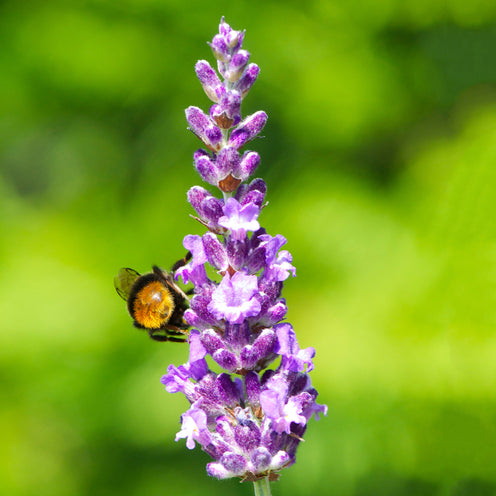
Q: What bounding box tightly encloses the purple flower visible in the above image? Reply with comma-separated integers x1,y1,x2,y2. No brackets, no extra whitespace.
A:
176,408,210,449
175,234,208,285
218,198,260,241
188,329,208,362
274,323,315,372
208,272,261,324
260,386,307,435
161,358,209,402
158,17,326,484
259,234,296,282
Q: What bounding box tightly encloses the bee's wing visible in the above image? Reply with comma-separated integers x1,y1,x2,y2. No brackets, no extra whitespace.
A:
114,268,140,301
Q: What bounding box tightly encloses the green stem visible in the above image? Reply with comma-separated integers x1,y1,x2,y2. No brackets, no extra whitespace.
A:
253,478,272,496
222,190,233,201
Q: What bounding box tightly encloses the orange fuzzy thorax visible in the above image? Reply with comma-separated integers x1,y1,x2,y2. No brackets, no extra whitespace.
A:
132,281,175,329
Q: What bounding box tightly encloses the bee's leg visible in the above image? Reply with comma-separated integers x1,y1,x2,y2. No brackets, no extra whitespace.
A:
163,324,189,336
148,330,187,343
171,251,192,272
148,332,169,342
165,336,188,343
165,329,187,336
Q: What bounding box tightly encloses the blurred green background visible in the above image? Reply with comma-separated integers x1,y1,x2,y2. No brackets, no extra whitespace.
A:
1,0,495,495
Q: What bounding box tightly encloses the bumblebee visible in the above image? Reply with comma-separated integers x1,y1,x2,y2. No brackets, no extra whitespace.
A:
114,258,191,342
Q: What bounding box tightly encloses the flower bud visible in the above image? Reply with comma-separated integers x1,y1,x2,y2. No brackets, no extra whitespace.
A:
251,448,272,472
220,452,247,476
203,232,228,271
201,196,224,224
194,153,218,185
234,421,261,452
226,50,250,82
219,17,244,49
229,111,268,150
187,185,224,225
226,238,248,270
213,349,239,372
200,329,225,355
236,63,260,98
234,150,260,180
235,177,267,205
195,60,222,102
209,34,230,62
216,146,240,179
245,371,261,407
185,106,223,152
215,373,243,406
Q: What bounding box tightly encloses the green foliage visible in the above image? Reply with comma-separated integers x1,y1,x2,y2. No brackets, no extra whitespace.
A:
1,1,495,495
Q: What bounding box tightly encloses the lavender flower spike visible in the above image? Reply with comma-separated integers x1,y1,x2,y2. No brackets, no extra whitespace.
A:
162,18,326,493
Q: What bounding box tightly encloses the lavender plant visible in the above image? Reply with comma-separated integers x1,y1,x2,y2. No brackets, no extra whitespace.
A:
161,18,327,494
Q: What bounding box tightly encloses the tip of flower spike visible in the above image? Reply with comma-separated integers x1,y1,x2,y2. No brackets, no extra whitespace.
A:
219,16,228,32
